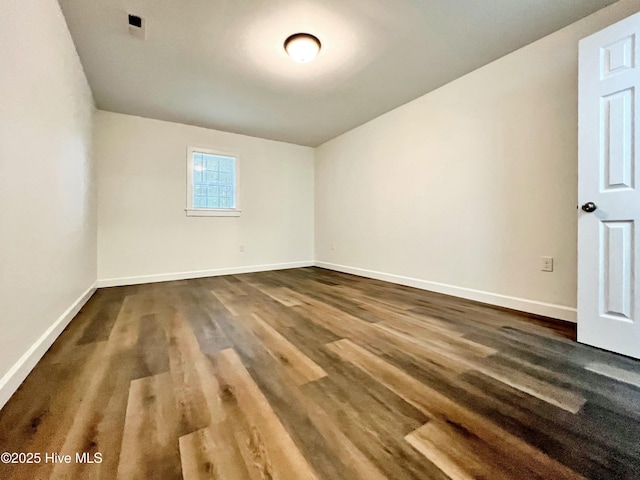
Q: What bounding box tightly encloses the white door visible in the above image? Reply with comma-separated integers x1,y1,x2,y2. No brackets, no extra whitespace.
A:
578,12,640,359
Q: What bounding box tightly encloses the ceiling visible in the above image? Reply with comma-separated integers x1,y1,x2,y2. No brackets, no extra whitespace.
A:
58,0,619,147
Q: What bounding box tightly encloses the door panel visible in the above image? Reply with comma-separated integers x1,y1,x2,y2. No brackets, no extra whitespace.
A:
601,34,635,78
578,12,640,359
601,220,633,320
601,88,633,190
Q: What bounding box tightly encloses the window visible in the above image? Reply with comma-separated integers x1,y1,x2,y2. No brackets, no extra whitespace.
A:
186,147,240,217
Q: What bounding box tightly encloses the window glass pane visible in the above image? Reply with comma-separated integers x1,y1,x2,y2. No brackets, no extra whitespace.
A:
191,151,236,209
219,157,231,173
206,156,219,172
194,195,206,208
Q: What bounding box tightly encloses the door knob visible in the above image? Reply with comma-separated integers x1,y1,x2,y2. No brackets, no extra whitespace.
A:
581,202,597,213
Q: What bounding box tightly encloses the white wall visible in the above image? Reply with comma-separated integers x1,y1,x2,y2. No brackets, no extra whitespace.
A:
0,0,96,405
315,0,640,321
95,111,314,284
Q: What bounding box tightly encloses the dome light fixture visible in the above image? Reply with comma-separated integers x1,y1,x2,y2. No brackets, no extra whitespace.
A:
284,33,321,63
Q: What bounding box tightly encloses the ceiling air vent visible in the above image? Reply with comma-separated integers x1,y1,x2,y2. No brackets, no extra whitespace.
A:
128,14,146,40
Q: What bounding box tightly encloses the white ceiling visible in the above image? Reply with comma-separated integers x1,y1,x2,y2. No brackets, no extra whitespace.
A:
58,0,619,146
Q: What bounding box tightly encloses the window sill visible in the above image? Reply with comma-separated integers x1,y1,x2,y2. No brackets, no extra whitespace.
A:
185,208,242,217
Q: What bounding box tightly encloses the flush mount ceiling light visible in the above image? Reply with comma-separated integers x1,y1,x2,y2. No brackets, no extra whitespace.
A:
284,33,321,63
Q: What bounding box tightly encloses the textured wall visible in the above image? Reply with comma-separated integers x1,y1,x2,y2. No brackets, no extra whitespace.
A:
0,0,96,400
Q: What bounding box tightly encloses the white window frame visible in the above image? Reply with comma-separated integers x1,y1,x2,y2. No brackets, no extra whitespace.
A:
185,146,241,217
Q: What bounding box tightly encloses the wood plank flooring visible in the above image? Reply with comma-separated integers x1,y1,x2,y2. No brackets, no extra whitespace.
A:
1,267,639,479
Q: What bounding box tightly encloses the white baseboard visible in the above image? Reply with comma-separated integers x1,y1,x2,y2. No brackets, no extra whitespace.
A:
0,283,97,410
96,261,315,288
315,261,577,323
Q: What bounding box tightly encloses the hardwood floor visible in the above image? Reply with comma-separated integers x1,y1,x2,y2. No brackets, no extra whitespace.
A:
0,267,639,479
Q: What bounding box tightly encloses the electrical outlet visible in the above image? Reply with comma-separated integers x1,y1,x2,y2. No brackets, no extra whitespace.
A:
541,256,553,272
239,245,245,253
